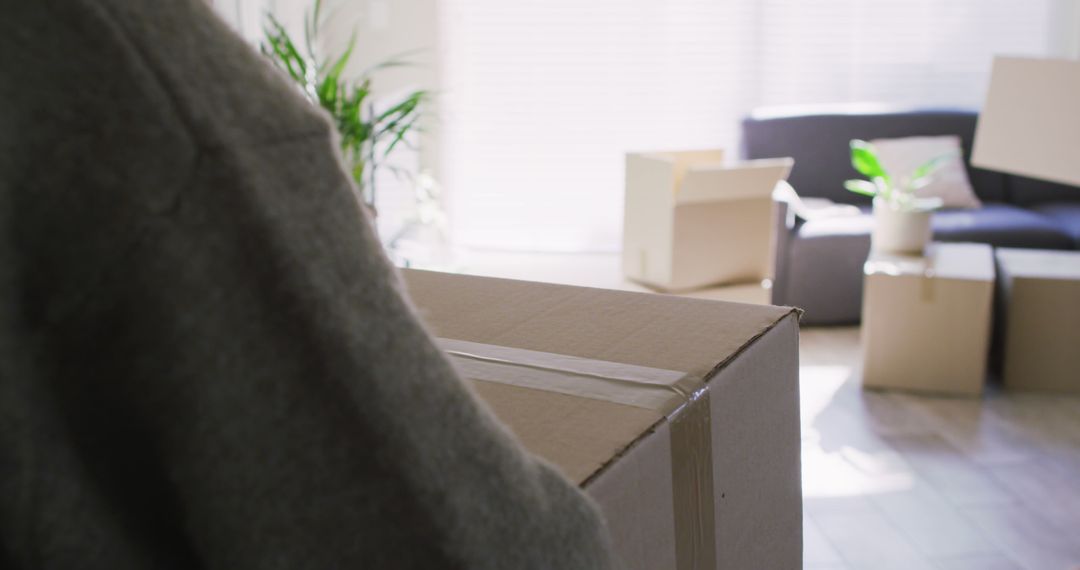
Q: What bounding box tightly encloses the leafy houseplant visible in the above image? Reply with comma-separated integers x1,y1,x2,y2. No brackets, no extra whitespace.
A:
843,140,952,211
844,139,953,254
261,0,428,209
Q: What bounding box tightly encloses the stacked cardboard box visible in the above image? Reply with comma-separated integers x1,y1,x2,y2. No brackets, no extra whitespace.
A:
861,243,995,396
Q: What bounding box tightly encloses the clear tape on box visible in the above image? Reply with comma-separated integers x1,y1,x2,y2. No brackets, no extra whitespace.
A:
439,337,716,570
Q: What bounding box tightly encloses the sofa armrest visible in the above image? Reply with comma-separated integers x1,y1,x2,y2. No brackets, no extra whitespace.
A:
769,182,798,306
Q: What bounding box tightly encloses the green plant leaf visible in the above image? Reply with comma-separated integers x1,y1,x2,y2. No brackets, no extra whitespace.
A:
908,176,931,190
261,2,431,204
376,91,426,125
325,30,357,85
383,116,420,155
844,179,878,197
850,139,889,181
263,16,310,87
359,48,429,77
303,13,315,63
351,161,365,187
910,152,956,182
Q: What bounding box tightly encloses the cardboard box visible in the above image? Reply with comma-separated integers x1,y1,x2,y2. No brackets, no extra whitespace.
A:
861,243,994,396
622,151,793,292
996,248,1080,392
972,57,1080,187
403,269,802,570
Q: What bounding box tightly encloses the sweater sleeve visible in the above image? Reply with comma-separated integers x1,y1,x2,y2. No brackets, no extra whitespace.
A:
4,1,617,568
43,121,617,570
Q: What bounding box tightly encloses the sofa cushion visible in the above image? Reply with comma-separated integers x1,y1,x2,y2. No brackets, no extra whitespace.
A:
741,107,1008,206
869,135,981,209
795,203,1074,250
1030,203,1080,248
932,204,1075,249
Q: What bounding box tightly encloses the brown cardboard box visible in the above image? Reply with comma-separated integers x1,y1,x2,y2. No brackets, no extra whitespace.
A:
622,151,793,292
861,243,995,396
972,57,1080,187
403,269,802,570
996,248,1080,392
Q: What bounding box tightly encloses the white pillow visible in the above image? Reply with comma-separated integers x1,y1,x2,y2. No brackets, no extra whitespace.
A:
869,135,982,209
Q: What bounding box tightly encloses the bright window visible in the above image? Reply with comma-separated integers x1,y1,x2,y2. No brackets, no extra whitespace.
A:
439,0,1072,252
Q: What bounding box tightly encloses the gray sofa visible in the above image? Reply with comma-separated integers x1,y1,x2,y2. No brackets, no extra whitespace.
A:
741,108,1080,325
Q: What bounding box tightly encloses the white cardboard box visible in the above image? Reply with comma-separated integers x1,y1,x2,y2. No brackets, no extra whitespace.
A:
404,269,803,569
861,243,995,396
622,151,793,292
996,248,1080,392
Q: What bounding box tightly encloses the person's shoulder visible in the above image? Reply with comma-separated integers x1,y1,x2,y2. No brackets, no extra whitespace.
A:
0,0,331,153
95,0,333,149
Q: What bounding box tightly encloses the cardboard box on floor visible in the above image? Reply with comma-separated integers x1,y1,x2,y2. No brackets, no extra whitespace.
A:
403,269,802,570
622,150,793,292
996,248,1080,393
861,243,995,396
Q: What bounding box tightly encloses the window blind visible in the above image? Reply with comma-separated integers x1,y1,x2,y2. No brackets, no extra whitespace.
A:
439,0,1066,252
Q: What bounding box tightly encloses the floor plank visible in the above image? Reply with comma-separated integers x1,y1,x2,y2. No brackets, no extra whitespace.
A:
812,510,937,570
796,325,1079,570
961,503,1080,570
868,479,1001,559
930,553,1021,570
881,434,1016,507
890,393,1035,467
804,515,846,567
986,459,1080,529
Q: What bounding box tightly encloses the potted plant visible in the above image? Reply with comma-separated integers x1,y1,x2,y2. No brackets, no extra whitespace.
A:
261,0,429,211
844,140,951,254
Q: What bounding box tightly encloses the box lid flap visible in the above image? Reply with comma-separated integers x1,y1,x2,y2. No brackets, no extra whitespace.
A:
866,242,994,282
677,158,794,204
997,247,1080,280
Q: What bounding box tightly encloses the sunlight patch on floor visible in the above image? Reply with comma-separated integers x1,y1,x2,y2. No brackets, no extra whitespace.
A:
800,364,916,498
802,444,916,499
799,364,851,431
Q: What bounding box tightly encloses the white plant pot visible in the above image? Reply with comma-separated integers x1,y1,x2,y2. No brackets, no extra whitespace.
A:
871,199,932,254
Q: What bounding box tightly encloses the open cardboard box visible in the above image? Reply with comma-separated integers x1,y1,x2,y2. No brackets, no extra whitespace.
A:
403,269,802,569
622,150,794,292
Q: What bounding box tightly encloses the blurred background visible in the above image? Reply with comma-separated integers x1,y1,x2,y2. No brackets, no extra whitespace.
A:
208,0,1079,255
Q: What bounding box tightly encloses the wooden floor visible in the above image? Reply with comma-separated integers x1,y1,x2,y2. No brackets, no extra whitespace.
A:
801,327,1080,570
436,249,1080,570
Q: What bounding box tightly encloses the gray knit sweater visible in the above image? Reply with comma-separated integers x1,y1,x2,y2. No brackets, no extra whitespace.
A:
0,1,615,568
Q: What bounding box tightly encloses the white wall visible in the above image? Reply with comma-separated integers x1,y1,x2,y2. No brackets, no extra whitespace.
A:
208,0,271,42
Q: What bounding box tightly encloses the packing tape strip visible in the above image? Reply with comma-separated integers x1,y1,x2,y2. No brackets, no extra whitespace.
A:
439,338,699,415
438,337,716,570
670,388,717,570
921,248,938,303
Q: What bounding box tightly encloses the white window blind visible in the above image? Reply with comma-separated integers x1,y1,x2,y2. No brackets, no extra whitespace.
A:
755,0,1056,109
439,0,1068,252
